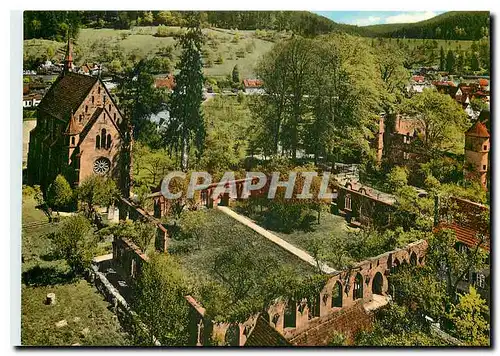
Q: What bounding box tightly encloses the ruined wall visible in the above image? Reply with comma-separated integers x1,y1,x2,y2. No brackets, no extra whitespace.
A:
112,237,149,280
288,302,373,346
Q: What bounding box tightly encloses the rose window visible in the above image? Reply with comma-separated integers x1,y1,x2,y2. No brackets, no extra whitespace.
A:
93,157,111,175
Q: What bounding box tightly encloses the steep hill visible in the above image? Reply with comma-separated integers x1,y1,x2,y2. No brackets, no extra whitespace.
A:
363,11,489,40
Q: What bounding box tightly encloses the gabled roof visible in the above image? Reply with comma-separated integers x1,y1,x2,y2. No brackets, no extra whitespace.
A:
65,114,80,135
466,121,490,138
38,72,98,121
244,315,290,347
437,223,489,252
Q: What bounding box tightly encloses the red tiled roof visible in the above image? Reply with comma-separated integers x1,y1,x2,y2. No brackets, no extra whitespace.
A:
412,75,425,83
466,121,490,138
154,74,175,90
437,223,489,252
243,79,263,88
479,78,489,87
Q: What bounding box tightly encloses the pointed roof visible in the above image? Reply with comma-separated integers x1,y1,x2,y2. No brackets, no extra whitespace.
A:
38,72,98,121
244,315,290,346
466,121,490,138
65,113,80,135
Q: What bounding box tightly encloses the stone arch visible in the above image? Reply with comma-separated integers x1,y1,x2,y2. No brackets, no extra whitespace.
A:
101,128,107,144
372,271,384,295
308,294,321,318
106,134,112,149
224,323,240,346
284,300,297,328
410,251,418,266
387,253,393,270
353,273,363,300
331,280,343,308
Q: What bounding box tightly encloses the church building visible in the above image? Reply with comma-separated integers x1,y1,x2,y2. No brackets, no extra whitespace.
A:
27,39,128,193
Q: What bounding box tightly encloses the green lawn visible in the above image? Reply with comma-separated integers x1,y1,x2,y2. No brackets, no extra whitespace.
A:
169,209,316,282
232,204,355,264
21,194,130,346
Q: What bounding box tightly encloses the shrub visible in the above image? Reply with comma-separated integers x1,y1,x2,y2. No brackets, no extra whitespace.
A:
386,166,408,192
46,175,73,211
51,214,97,274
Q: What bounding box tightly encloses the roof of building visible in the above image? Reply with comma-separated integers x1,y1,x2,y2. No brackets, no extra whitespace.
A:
412,75,425,83
478,78,489,87
437,223,489,252
65,114,80,135
465,120,490,138
154,74,175,90
38,72,98,121
243,79,263,88
244,315,290,347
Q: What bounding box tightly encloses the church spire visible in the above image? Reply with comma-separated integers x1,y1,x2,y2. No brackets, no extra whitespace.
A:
64,33,74,74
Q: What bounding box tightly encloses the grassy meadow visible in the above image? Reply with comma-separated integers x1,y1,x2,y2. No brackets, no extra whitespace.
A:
21,194,129,346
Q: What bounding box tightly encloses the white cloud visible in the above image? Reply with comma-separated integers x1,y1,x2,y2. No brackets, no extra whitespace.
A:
352,16,382,26
384,11,437,24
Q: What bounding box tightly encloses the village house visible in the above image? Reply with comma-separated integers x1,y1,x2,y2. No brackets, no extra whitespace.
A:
27,38,127,192
23,93,42,108
243,79,264,95
436,197,490,305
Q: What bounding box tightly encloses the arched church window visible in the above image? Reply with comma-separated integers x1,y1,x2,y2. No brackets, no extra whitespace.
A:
85,105,88,113
92,96,95,104
96,135,100,149
98,86,101,94
107,134,112,149
101,129,106,147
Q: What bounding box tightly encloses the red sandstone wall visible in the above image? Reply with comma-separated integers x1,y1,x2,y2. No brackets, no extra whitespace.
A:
289,302,373,346
78,108,122,183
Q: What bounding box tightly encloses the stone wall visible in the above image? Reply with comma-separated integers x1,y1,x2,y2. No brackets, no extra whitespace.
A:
288,302,373,346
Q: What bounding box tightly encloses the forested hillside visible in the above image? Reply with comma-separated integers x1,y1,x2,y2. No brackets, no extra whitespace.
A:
23,11,368,40
23,11,490,43
364,11,489,40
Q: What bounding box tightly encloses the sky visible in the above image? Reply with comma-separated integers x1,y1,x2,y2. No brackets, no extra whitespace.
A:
314,11,445,27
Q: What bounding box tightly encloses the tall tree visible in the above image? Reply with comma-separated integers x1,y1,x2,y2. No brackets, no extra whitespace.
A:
400,88,468,154
231,65,240,84
164,23,205,171
133,253,191,346
445,49,455,73
439,46,445,71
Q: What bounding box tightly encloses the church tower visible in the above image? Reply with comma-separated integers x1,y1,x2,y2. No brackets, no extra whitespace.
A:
64,36,74,73
464,121,490,189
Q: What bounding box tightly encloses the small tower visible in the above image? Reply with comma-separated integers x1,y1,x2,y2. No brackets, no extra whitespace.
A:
64,36,74,74
65,112,80,162
464,121,490,189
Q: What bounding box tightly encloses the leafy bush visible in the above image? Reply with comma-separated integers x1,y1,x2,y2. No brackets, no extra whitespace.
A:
133,253,191,346
46,174,74,211
50,214,97,274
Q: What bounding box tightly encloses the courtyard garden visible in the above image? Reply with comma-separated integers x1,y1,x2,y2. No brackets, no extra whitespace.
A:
21,190,130,346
